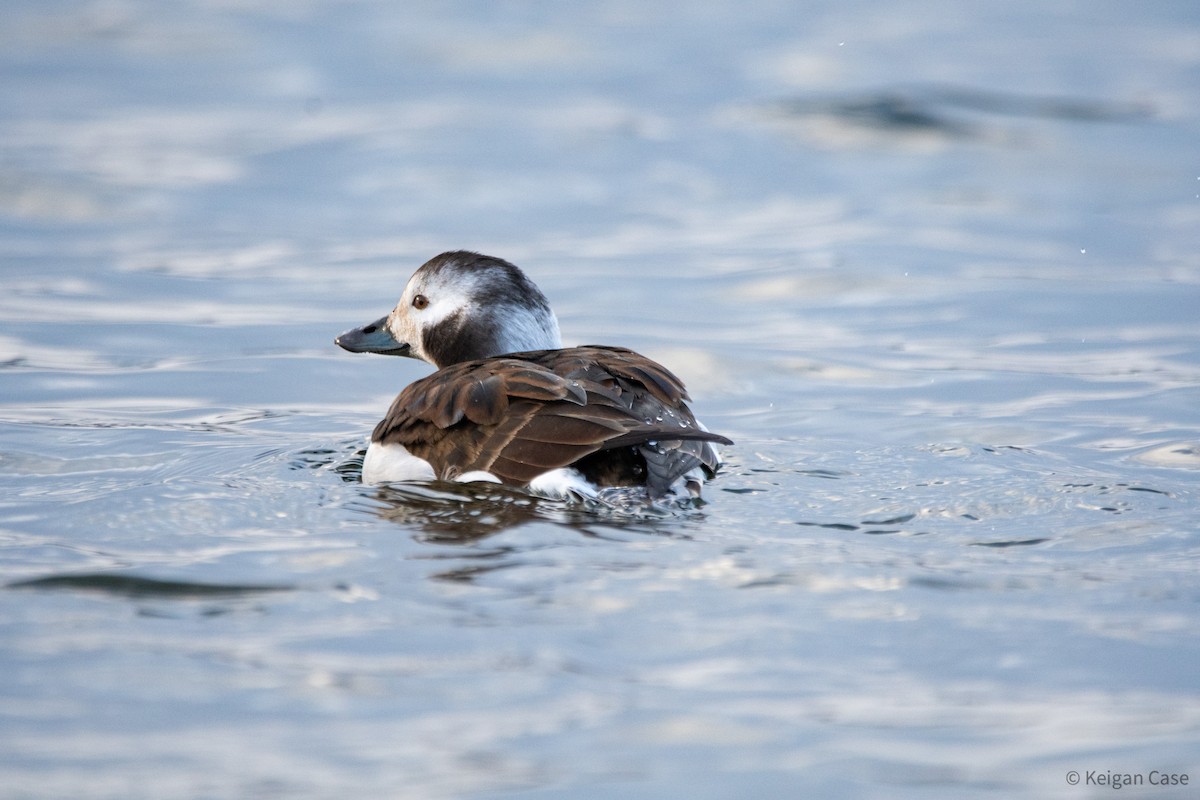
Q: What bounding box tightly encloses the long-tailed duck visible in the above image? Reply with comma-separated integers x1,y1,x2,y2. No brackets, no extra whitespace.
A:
336,251,731,500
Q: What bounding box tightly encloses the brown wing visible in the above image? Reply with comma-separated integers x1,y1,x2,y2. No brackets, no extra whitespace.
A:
371,346,731,493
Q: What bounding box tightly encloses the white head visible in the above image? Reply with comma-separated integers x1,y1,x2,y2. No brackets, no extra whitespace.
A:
336,251,562,368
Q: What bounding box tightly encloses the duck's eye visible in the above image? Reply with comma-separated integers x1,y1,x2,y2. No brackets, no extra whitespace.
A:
412,294,429,310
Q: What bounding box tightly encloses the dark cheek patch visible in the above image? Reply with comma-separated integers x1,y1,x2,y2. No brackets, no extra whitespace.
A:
423,311,501,367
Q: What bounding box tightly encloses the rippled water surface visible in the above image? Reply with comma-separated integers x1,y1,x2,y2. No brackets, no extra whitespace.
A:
3,1,1199,798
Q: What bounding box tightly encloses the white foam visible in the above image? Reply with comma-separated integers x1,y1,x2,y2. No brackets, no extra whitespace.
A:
527,467,598,499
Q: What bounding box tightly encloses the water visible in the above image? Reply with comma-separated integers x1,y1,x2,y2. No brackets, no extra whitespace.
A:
2,1,1199,797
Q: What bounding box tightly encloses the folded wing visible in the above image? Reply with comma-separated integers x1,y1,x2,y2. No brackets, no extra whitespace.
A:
372,346,731,495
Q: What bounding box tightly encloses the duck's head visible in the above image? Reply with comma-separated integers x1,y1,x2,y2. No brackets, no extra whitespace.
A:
335,251,563,368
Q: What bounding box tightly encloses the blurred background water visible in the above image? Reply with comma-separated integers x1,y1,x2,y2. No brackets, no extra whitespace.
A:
2,1,1199,798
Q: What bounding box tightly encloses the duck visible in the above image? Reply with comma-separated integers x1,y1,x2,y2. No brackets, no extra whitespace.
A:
335,251,731,501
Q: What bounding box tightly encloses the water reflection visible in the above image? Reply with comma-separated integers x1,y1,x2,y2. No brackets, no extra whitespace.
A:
360,479,707,544
365,481,553,543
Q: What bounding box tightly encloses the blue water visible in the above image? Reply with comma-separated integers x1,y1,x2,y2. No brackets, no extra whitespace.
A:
2,1,1199,798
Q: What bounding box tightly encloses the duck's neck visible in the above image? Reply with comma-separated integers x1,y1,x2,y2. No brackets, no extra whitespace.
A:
424,305,562,368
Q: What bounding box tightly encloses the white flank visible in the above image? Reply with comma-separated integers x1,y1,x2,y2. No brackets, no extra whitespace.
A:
455,470,502,484
361,442,436,485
